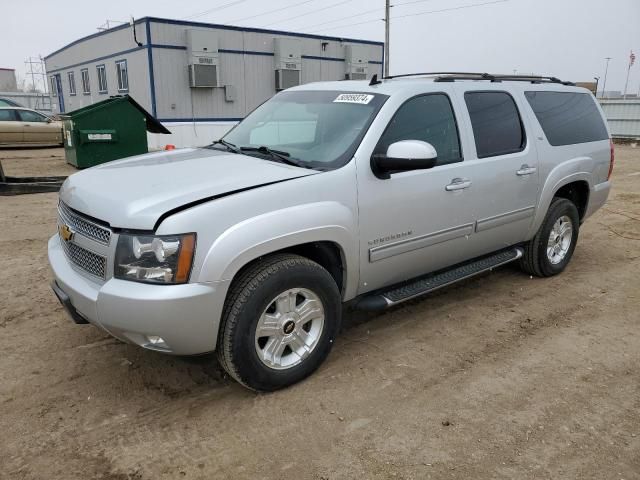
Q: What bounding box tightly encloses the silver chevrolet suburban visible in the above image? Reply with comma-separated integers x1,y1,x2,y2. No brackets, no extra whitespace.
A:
49,73,613,391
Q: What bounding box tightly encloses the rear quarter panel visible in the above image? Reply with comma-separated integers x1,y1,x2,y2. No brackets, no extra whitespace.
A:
519,86,611,237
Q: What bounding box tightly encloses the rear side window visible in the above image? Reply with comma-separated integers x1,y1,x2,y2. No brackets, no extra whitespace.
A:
525,91,609,146
18,110,48,122
0,109,17,121
464,91,525,158
376,93,462,166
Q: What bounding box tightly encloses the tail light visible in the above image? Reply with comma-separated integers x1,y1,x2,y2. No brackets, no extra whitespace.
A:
607,139,615,180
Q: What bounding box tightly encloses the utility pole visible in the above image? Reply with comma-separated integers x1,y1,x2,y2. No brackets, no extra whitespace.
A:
601,57,611,98
384,0,390,77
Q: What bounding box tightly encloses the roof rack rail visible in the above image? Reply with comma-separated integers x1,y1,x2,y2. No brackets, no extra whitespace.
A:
434,73,575,86
375,72,575,86
383,72,491,80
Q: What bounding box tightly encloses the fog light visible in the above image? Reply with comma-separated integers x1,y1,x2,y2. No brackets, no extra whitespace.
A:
145,335,169,350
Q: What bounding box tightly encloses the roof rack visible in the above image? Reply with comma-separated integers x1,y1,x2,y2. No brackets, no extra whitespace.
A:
369,72,575,86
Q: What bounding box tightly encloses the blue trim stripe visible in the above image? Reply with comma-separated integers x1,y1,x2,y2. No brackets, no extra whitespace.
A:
302,55,343,62
146,16,384,47
45,44,383,76
146,19,157,118
45,17,383,61
44,21,141,60
46,46,145,73
152,44,186,50
220,48,272,56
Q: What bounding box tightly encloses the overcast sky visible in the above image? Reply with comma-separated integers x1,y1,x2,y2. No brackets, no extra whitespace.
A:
2,0,639,93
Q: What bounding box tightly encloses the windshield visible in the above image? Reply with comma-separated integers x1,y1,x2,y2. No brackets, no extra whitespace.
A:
220,90,388,170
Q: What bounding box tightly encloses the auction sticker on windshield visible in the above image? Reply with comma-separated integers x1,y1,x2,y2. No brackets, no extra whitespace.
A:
333,93,374,104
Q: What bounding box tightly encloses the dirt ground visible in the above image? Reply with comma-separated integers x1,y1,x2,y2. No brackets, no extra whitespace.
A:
1,146,639,480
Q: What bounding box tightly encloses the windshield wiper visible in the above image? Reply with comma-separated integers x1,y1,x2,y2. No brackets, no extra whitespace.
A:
239,146,308,168
208,139,240,153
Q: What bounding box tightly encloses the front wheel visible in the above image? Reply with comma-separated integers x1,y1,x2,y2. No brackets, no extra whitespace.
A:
520,197,580,277
217,254,341,391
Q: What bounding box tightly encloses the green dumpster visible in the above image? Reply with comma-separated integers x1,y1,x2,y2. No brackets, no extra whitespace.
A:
61,95,171,168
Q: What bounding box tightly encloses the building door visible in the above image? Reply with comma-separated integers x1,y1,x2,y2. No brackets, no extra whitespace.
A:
53,74,65,113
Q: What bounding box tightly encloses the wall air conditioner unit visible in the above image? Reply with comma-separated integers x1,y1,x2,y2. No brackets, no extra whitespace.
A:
344,44,369,80
186,29,220,88
274,38,301,90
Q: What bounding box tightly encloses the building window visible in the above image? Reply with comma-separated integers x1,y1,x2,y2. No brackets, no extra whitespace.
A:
68,71,76,95
50,76,57,95
81,68,91,94
115,60,129,92
96,64,108,94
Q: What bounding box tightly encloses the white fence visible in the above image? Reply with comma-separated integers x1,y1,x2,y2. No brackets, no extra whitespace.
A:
599,99,640,139
0,91,53,111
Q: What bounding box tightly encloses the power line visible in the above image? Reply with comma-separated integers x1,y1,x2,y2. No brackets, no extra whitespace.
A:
226,0,317,24
259,0,354,28
292,0,438,32
394,0,509,20
394,0,439,7
310,0,510,33
294,6,383,31
182,0,247,21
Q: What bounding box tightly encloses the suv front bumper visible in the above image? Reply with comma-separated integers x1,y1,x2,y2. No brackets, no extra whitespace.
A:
48,234,229,355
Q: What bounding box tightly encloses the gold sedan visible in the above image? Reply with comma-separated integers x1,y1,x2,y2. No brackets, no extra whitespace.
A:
0,107,63,147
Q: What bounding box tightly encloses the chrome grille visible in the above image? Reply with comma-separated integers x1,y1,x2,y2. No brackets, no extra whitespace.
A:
58,202,111,245
60,238,107,279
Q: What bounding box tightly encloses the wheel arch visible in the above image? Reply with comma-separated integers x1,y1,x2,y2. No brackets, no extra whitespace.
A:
197,202,359,300
553,180,590,222
527,167,593,239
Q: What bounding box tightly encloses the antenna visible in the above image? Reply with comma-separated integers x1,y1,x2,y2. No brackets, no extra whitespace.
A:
130,17,143,47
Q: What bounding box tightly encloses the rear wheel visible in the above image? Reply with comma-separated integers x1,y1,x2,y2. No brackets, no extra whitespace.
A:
520,197,580,277
217,254,341,391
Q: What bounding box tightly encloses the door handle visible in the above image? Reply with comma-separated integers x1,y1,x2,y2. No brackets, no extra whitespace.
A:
445,178,472,191
516,164,537,176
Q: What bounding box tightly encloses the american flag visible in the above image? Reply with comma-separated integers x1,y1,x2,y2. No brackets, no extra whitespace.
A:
631,51,636,67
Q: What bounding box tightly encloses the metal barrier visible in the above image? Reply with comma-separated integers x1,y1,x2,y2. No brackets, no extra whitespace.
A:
0,91,53,112
599,99,640,139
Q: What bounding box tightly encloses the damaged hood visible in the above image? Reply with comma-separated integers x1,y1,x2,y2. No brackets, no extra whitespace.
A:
59,148,317,230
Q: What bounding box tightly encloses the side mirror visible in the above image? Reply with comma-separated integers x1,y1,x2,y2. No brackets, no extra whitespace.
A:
46,118,53,123
371,140,438,179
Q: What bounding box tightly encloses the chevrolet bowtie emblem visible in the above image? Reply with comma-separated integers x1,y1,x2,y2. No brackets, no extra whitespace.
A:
59,224,75,242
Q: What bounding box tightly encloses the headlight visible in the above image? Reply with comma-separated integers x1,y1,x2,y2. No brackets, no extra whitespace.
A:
115,233,196,284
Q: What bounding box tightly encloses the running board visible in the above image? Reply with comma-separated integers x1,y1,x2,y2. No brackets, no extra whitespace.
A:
356,247,523,311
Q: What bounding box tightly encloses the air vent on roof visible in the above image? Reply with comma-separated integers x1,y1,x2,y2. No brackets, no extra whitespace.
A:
186,29,219,88
274,38,301,91
344,44,369,80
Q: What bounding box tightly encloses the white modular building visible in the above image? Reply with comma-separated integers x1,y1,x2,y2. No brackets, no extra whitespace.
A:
44,17,384,148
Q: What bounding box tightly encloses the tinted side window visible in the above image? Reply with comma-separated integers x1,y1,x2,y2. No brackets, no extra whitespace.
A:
464,91,525,158
0,109,17,121
18,110,47,122
525,91,609,146
376,94,462,166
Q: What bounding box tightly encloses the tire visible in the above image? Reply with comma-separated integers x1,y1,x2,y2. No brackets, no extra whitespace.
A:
217,254,341,391
520,197,580,277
